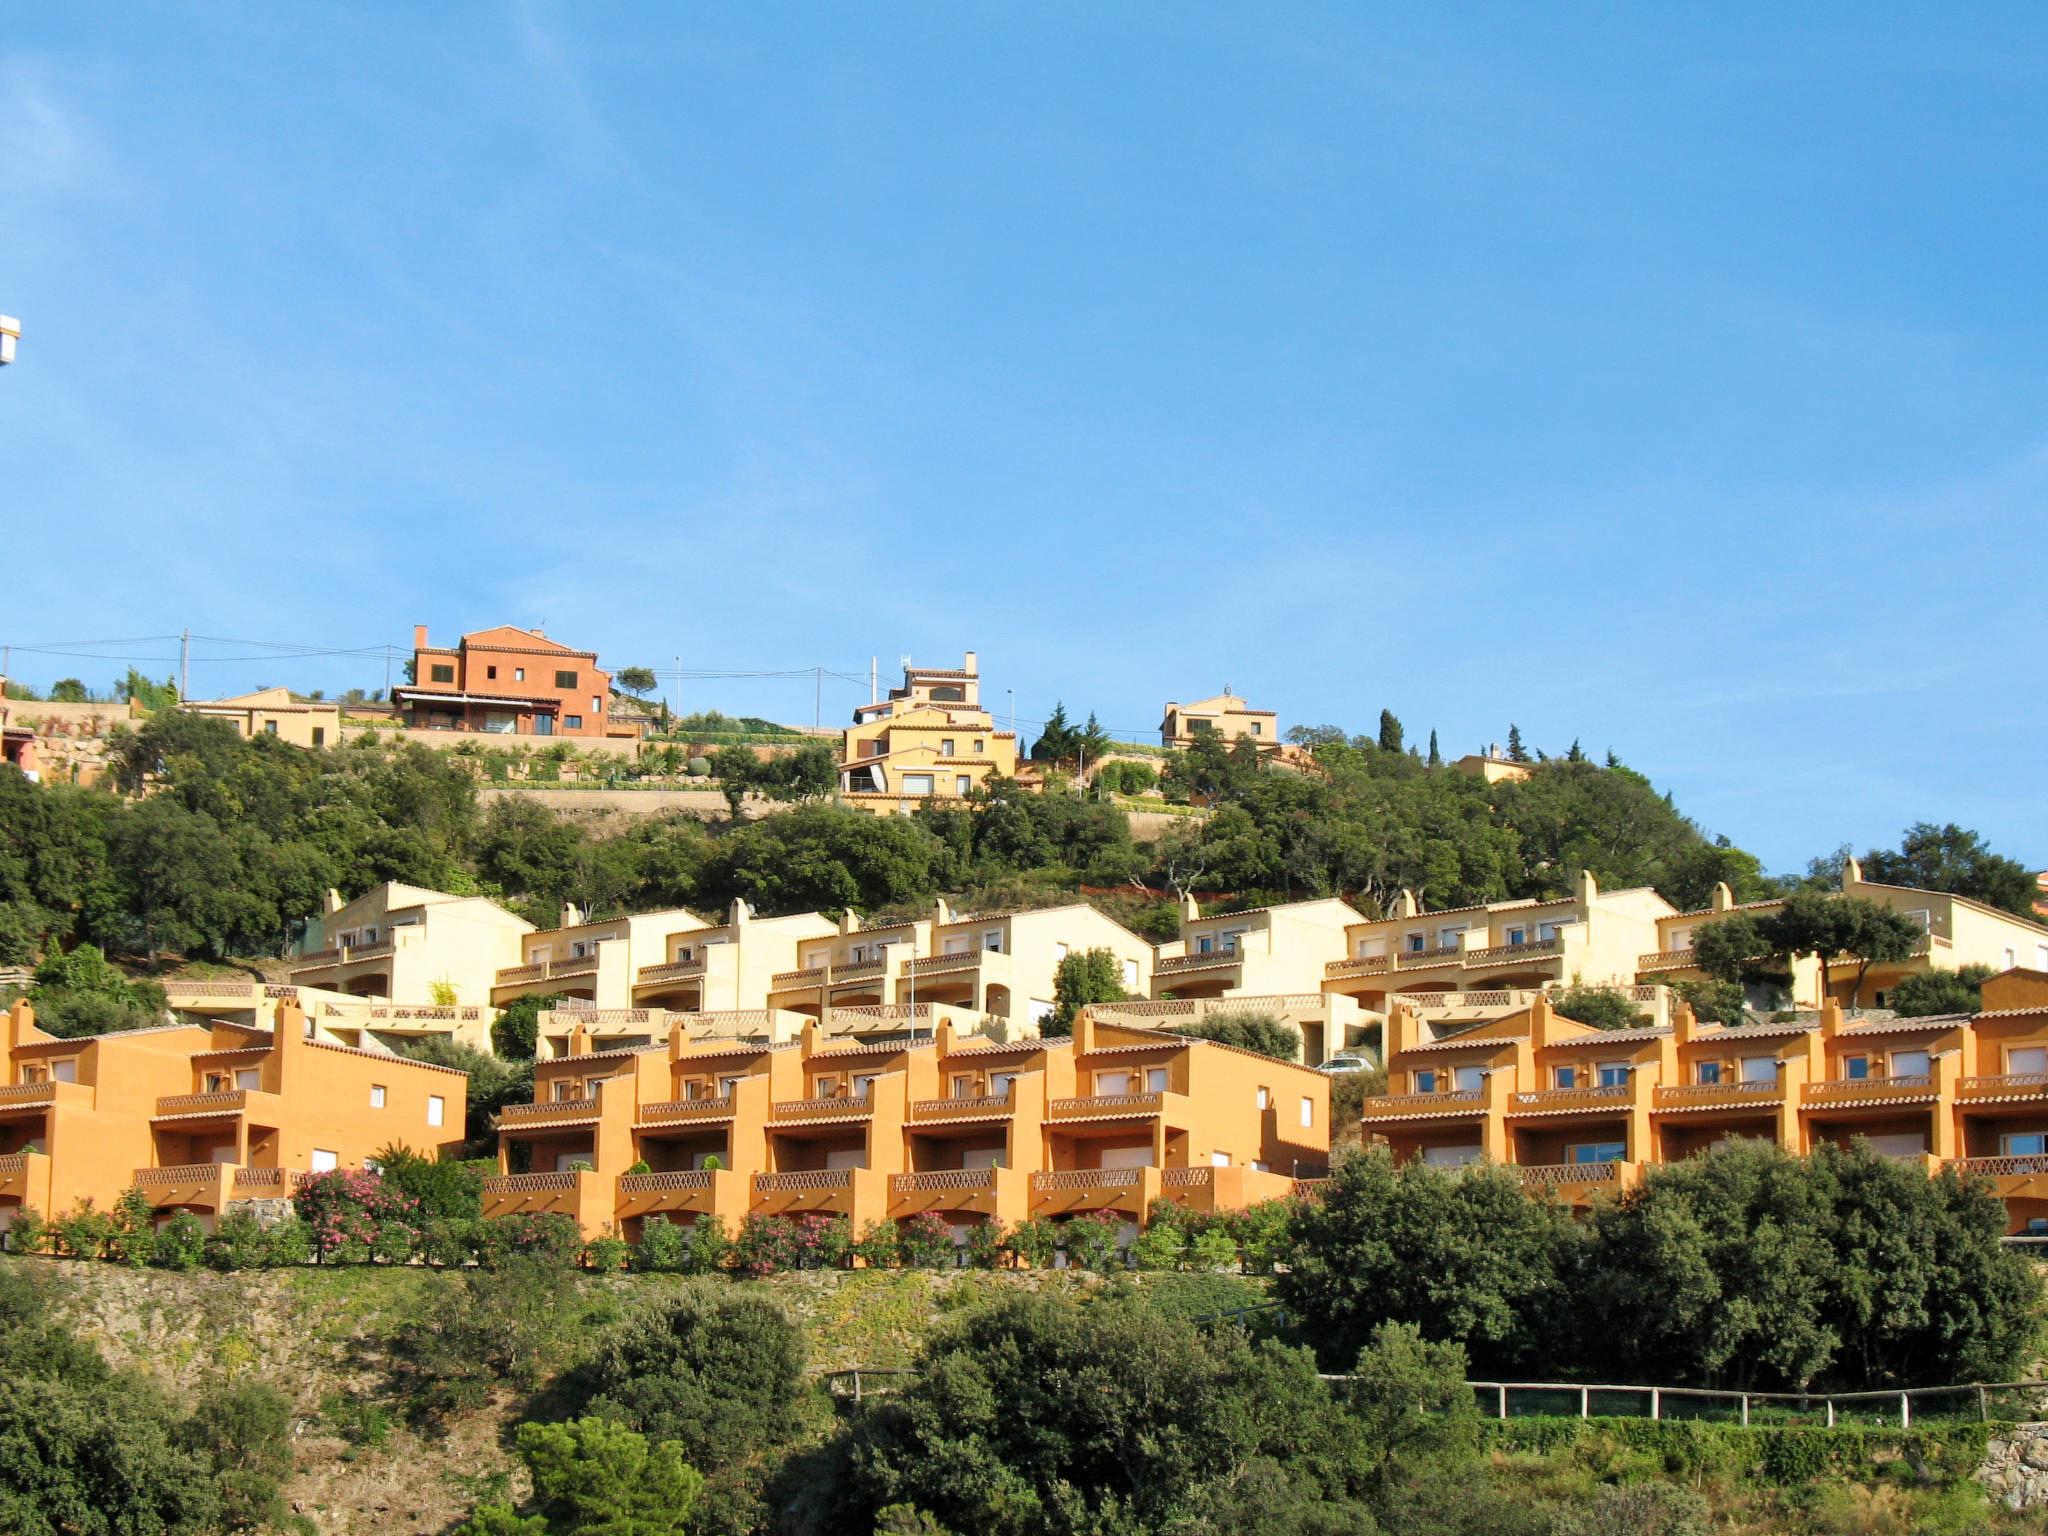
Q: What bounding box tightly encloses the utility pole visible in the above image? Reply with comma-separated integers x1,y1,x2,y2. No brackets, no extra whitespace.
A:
814,667,822,730
1007,688,1015,735
674,655,682,725
179,630,190,703
382,646,392,700
869,657,877,705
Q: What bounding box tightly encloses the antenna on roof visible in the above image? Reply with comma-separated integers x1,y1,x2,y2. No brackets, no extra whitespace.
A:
899,653,913,675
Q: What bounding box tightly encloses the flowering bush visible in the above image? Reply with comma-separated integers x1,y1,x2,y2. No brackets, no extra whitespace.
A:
897,1212,956,1270
293,1169,422,1264
1061,1210,1127,1272
732,1213,800,1276
151,1211,206,1271
1005,1217,1059,1269
963,1218,1007,1270
476,1212,582,1268
853,1219,900,1269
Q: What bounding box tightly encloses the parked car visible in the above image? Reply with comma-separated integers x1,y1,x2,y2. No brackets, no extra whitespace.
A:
1315,1054,1374,1075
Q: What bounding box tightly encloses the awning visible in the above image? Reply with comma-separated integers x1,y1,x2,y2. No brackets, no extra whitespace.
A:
393,690,558,711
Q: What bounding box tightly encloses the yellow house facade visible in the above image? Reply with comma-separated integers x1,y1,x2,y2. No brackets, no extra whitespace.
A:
839,654,1020,814
491,903,710,1012
182,687,342,749
1159,688,1277,750
290,881,534,1005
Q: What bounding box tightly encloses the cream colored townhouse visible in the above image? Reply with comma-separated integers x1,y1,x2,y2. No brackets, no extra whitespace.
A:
290,882,534,1007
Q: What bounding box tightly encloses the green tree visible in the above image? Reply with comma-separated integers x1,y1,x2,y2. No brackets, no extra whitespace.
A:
1548,980,1649,1030
615,666,659,700
27,944,167,1037
1505,724,1529,763
1376,710,1403,753
1863,822,2041,920
1888,963,1995,1018
701,804,939,917
48,679,89,703
1171,1009,1301,1060
1046,947,1130,1036
1029,703,1079,765
1425,729,1441,768
1760,892,1921,1007
1691,913,1771,988
463,1417,701,1536
491,993,562,1061
1343,1321,1478,1494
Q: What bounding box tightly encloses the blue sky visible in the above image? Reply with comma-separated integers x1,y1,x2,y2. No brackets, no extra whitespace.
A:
3,4,2044,873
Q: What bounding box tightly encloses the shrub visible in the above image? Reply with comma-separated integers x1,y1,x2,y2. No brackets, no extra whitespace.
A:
1171,1009,1302,1061
1228,1199,1293,1275
294,1169,422,1264
1550,979,1651,1030
264,1215,312,1267
1187,1224,1241,1271
853,1219,900,1269
1006,1217,1059,1269
477,1212,583,1269
1130,1217,1188,1272
464,1417,701,1536
1061,1210,1126,1272
585,1233,631,1273
204,1212,271,1272
51,1198,115,1260
1552,1480,1710,1536
635,1215,689,1273
5,1209,46,1256
682,1215,730,1276
790,1213,852,1271
151,1211,205,1271
962,1218,1006,1270
373,1143,486,1221
732,1213,800,1276
897,1212,956,1270
418,1217,479,1268
394,1256,582,1420
107,1187,158,1268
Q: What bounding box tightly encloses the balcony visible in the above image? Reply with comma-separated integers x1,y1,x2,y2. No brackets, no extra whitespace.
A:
0,1150,50,1204
480,1168,600,1227
132,1164,234,1208
620,1169,714,1193
1398,945,1463,969
756,1169,854,1193
1156,952,1241,977
751,1166,886,1219
615,1167,745,1222
1802,1075,1937,1107
910,1092,1015,1121
1957,1074,2048,1102
1361,1089,1484,1120
1030,1166,1159,1214
1047,1091,1163,1120
1508,1084,1635,1114
1518,1161,1638,1202
494,957,599,993
1948,1154,2048,1179
1327,955,1394,980
1637,949,1698,973
768,1094,874,1124
230,1167,301,1193
1464,938,1563,966
0,1083,57,1109
1652,1080,1783,1112
905,952,983,979
154,1090,251,1119
636,957,707,986
892,1168,999,1194
770,966,827,988
637,1096,736,1126
500,1098,602,1128
831,960,888,984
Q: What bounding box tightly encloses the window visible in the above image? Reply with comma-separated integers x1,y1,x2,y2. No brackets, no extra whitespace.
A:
1738,1055,1779,1084
941,739,955,756
1538,919,1574,942
2005,948,2019,969
983,930,1003,952
310,1149,339,1173
943,936,972,956
487,666,498,679
2009,1047,2048,1076
591,696,602,712
234,1068,260,1090
1300,1096,1314,1128
1406,932,1425,952
815,1075,841,1098
1905,908,1932,931
564,715,583,729
50,1059,78,1085
1452,1065,1485,1092
1221,929,1244,953
554,670,578,689
956,776,972,795
1506,926,1528,946
514,667,525,681
952,1074,976,1098
1414,1068,1437,1093
1198,935,1214,954
1437,925,1464,947
1569,1142,1627,1165
1597,1062,1629,1088
1890,1049,1930,1079
1843,1055,1869,1080
262,719,278,735
718,1075,741,1096
1257,1086,1271,1110
1145,1067,1168,1093
430,663,455,683
1696,1061,1722,1085
369,1084,387,1109
1211,1150,1233,1166
1422,1145,1481,1167
1250,722,1262,736
903,774,934,795
426,1095,444,1127
973,739,985,752
852,1074,877,1099
534,715,553,735
1054,943,1069,962
1122,958,1139,989
1670,928,1693,951
2002,1132,2048,1157
1096,1070,1133,1094
1555,1064,1578,1089
991,1071,1017,1098
311,727,325,747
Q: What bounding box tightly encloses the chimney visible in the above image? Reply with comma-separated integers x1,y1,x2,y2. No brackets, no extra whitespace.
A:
413,624,428,650
963,650,977,675
560,902,581,929
1180,891,1200,923
1710,882,1734,912
324,888,343,916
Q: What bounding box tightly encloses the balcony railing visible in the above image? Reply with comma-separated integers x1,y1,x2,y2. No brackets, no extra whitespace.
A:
1519,1161,1621,1188
500,1098,600,1123
618,1170,715,1193
1156,951,1240,975
0,1083,58,1106
1509,1084,1633,1112
637,1096,735,1123
1048,1092,1163,1118
1464,938,1563,965
906,952,981,977
1398,945,1462,967
167,980,265,999
770,966,827,987
231,1167,296,1190
1803,1074,1936,1103
1653,1080,1782,1107
1361,1089,1484,1115
133,1164,227,1187
1948,1155,2048,1178
1162,1167,1214,1188
910,1092,1015,1119
831,960,887,983
755,1170,854,1192
1326,955,1393,978
891,1169,999,1193
1637,950,1697,971
483,1171,582,1194
1958,1074,2048,1097
154,1090,250,1117
636,958,707,984
1032,1168,1145,1191
770,1094,874,1120
0,1152,31,1174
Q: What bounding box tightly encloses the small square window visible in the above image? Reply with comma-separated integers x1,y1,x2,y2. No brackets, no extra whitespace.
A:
1555,1065,1577,1089
487,665,498,679
430,663,455,683
369,1084,387,1109
1697,1061,1722,1085
1414,1069,1437,1093
515,667,525,682
426,1095,444,1127
564,715,583,729
555,670,578,689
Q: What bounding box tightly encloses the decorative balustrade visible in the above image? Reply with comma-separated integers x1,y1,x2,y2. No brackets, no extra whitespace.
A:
770,1094,874,1120
1958,1074,2048,1096
755,1170,854,1192
231,1167,292,1190
1327,955,1393,977
1398,945,1462,966
637,958,707,983
911,1093,1015,1118
544,1008,655,1026
1032,1168,1143,1191
295,947,342,966
0,1083,57,1105
770,966,826,987
618,1170,715,1193
637,1096,736,1122
1638,950,1695,971
264,984,300,999
500,1098,599,1122
1463,938,1562,964
154,1090,249,1117
0,1153,29,1173
483,1171,582,1194
496,963,546,985
1519,1161,1621,1187
1156,952,1239,974
829,1004,933,1022
906,953,979,976
1948,1154,2048,1177
167,980,264,999
1361,1089,1484,1114
133,1164,226,1187
831,960,888,983
1162,1167,1214,1188
1048,1092,1163,1118
891,1169,998,1192
365,1005,485,1022
1804,1074,1935,1102
1653,1080,1782,1105
1510,1084,1633,1111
